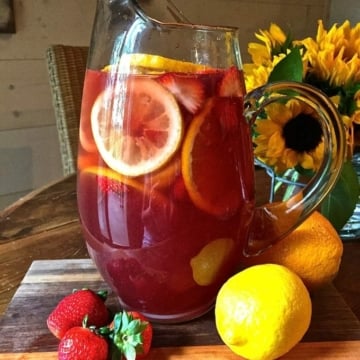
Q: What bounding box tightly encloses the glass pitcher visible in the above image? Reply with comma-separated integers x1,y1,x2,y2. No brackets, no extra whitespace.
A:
77,0,346,323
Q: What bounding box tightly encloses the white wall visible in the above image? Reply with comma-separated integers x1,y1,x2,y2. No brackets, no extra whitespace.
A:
2,0,357,209
0,0,96,209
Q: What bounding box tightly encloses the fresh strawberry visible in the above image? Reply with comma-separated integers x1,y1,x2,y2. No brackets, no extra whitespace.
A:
127,311,153,359
58,320,109,360
47,289,110,339
157,73,205,114
218,66,245,97
103,311,153,360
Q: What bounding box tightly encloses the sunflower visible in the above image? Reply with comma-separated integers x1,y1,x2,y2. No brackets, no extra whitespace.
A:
300,20,360,88
245,20,360,163
249,23,287,61
253,100,324,174
245,20,360,232
244,23,290,91
299,21,360,136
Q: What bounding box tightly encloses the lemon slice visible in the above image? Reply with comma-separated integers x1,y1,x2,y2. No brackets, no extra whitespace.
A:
91,76,183,177
103,53,214,74
190,238,235,286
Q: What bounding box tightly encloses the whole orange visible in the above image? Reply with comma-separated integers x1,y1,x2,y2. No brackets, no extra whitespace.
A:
242,211,343,290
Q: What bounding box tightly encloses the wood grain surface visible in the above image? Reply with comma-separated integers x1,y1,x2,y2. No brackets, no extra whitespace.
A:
0,259,359,359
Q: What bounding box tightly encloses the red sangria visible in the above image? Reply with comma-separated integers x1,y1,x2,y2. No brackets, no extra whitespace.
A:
77,57,255,322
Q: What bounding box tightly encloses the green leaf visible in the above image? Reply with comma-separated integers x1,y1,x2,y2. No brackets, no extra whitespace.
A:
339,82,360,116
272,32,293,56
268,47,303,83
321,160,360,231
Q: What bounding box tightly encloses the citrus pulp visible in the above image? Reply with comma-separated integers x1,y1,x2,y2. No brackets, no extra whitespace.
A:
91,76,182,177
181,98,243,217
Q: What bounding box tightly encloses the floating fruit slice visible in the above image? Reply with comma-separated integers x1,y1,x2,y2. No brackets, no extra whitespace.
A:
79,69,108,153
181,97,243,217
79,166,170,248
91,76,183,177
190,238,235,286
218,66,245,97
82,166,144,192
157,73,205,114
81,166,171,210
104,53,214,74
145,154,181,189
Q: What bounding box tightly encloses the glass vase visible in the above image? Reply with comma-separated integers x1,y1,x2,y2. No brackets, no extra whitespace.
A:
339,152,360,240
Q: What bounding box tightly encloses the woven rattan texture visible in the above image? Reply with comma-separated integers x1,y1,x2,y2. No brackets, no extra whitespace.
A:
46,45,89,175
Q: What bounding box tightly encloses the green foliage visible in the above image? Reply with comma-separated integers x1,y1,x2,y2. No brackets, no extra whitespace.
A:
339,82,360,117
321,160,360,231
271,32,294,56
268,47,303,83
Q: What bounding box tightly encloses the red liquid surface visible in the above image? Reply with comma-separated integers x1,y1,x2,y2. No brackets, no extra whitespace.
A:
77,67,255,322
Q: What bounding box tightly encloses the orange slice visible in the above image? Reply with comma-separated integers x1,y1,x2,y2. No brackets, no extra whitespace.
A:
181,98,242,217
91,76,183,177
81,165,170,210
81,166,144,192
81,165,175,204
79,166,170,247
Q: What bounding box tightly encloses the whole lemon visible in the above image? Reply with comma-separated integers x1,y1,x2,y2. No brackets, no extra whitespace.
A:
242,211,343,290
215,264,312,360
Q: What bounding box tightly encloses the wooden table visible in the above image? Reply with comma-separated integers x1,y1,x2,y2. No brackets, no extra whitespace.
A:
1,174,360,358
0,174,87,316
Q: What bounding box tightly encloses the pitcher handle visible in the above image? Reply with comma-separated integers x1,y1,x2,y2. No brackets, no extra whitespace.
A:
244,81,346,256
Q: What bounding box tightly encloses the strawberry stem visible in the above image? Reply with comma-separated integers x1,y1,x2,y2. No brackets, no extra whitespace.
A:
96,289,108,301
100,311,148,360
82,314,89,328
69,288,108,302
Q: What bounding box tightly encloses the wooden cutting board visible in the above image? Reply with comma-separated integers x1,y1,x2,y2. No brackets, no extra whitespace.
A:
0,259,360,359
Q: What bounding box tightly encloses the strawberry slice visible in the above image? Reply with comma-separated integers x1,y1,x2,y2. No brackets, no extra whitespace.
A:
213,97,243,131
98,174,129,195
157,73,205,114
218,66,245,97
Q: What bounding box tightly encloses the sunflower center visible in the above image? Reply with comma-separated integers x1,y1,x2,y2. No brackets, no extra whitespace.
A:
282,113,323,152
